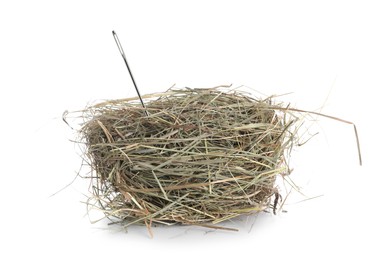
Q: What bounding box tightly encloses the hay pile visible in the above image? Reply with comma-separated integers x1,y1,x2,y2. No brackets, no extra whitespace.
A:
80,87,297,231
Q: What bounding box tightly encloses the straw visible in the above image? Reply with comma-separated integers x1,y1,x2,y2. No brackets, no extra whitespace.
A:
78,86,297,231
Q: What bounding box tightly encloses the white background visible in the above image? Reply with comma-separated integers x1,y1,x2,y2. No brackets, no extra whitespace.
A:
1,0,388,259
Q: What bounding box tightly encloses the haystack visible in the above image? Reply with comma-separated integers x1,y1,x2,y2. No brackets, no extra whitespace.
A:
79,86,297,231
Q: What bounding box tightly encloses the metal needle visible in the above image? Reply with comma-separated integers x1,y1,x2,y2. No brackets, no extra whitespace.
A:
112,30,149,116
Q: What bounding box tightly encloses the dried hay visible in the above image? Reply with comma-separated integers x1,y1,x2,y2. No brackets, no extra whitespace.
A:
69,86,361,233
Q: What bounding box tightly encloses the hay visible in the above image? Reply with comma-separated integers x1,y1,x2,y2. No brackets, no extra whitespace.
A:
79,86,298,231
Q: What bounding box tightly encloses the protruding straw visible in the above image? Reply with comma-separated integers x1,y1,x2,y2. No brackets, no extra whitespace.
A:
112,30,149,116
